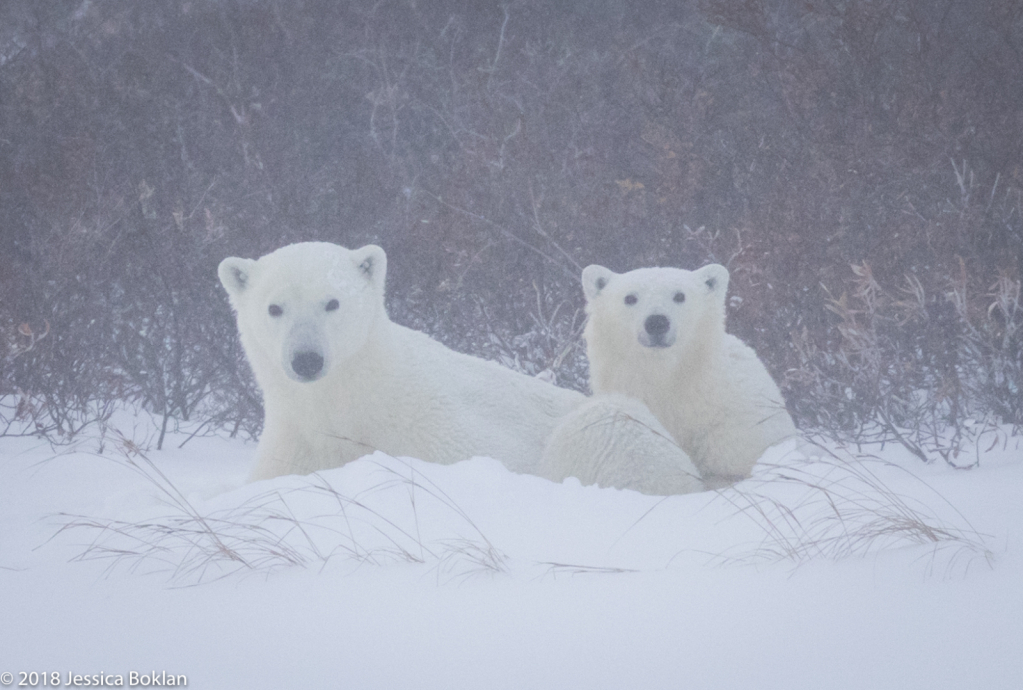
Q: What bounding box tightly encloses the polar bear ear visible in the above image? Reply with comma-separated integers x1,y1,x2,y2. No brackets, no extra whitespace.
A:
696,263,729,303
218,257,258,300
353,244,387,287
581,265,616,301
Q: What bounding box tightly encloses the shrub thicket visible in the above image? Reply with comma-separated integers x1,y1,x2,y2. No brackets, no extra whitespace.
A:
2,0,1020,455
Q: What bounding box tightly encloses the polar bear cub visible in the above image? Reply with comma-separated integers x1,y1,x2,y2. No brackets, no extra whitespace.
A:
580,263,797,485
218,242,702,495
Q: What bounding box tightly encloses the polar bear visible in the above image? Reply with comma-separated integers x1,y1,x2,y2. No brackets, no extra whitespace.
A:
580,263,798,486
542,394,703,496
218,242,702,495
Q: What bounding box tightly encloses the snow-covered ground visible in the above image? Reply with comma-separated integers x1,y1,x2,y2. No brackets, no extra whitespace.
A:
1,410,1021,690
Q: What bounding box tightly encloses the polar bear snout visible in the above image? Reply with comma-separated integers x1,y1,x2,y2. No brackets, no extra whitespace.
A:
645,314,670,336
640,313,675,348
290,350,325,381
283,323,329,382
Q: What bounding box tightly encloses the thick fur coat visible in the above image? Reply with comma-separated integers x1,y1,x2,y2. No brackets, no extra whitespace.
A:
218,242,702,495
219,243,581,481
581,263,797,484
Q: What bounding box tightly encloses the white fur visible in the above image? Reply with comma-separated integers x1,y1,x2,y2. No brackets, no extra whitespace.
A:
542,394,704,495
219,242,582,481
581,263,798,484
218,242,703,495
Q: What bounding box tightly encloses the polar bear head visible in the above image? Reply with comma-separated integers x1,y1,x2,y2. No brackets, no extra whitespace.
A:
581,263,730,367
218,242,386,385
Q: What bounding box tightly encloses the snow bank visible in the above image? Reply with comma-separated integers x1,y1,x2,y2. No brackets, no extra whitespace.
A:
1,416,1020,689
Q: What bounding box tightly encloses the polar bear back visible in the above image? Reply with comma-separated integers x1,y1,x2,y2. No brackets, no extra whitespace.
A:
542,393,704,495
351,321,585,474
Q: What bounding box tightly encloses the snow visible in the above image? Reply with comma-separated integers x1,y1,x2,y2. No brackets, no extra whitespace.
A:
1,410,1021,690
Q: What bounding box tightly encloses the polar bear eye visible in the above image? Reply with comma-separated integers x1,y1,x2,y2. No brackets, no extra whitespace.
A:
325,299,339,312
673,291,686,303
268,304,283,317
624,294,638,306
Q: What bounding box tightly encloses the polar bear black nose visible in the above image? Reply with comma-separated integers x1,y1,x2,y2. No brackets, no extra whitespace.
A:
291,351,324,380
645,314,670,336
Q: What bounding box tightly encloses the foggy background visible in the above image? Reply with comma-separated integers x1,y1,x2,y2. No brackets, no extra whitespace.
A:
1,0,1020,457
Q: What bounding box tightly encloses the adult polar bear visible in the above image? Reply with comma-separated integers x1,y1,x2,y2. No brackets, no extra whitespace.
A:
580,263,798,487
218,242,702,495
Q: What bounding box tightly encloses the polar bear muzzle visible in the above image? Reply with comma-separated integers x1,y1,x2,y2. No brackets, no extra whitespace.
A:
283,323,328,382
290,350,325,381
640,313,675,348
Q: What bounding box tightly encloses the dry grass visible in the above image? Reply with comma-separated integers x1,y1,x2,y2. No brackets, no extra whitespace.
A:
699,442,993,576
537,562,640,580
51,434,506,586
48,429,995,585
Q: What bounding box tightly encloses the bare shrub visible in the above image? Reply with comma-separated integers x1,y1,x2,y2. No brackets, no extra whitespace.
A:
789,249,1022,463
2,0,1021,451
